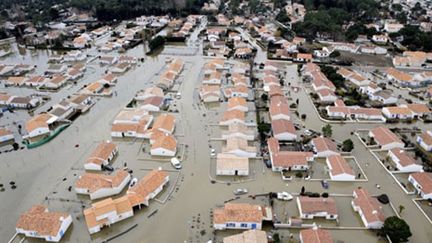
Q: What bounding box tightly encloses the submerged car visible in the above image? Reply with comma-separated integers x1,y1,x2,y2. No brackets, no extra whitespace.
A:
233,188,248,195
321,180,329,189
277,192,293,201
171,157,182,170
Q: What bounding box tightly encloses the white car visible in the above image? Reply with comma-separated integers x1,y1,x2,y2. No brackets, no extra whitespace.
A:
277,192,293,201
171,157,182,169
210,148,216,157
129,178,138,188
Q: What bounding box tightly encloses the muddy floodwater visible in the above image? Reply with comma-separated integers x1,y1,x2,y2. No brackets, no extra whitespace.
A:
1,37,432,243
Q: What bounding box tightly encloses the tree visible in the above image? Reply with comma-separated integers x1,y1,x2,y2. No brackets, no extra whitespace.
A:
276,9,291,23
380,216,412,243
342,139,354,152
148,36,165,52
329,50,340,58
322,124,332,137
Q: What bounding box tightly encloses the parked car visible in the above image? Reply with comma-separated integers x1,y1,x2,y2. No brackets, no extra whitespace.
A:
321,180,329,189
129,178,138,188
171,157,182,170
210,148,216,157
277,192,293,201
233,188,248,195
103,165,114,172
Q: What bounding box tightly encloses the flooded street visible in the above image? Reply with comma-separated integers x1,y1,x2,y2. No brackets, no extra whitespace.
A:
0,37,431,243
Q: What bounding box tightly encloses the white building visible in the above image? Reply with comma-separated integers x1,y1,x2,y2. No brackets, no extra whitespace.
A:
408,172,432,200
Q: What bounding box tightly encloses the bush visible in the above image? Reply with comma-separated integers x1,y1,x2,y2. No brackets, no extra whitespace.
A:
322,192,329,198
295,171,303,178
301,114,307,120
342,139,354,152
149,36,165,52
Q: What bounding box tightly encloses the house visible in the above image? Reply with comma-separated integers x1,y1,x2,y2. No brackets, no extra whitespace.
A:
227,97,248,112
0,127,14,143
100,74,118,84
271,119,297,141
203,71,222,85
135,87,164,101
67,68,83,80
216,153,249,176
299,227,333,243
138,96,164,112
25,75,46,87
99,56,118,65
80,82,105,96
16,205,72,242
213,203,272,230
403,104,431,118
152,113,176,134
384,22,404,33
84,196,133,234
64,50,86,62
352,188,385,229
368,127,404,150
220,110,245,126
386,68,416,87
111,115,153,138
294,53,313,62
68,94,94,113
297,197,338,220
350,107,385,121
372,35,388,44
223,230,268,243
200,85,221,103
317,89,337,103
46,64,67,73
369,90,397,105
111,63,130,73
326,155,355,181
150,133,177,156
9,96,39,109
269,139,313,171
408,172,432,200
417,131,432,152
49,101,75,120
268,85,284,98
382,106,414,120
127,169,169,208
311,137,339,158
43,75,69,90
75,170,131,200
221,123,255,141
84,141,118,170
222,137,256,158
25,113,57,141
224,85,249,99
269,99,290,121
5,76,28,86
234,47,253,59
387,148,423,173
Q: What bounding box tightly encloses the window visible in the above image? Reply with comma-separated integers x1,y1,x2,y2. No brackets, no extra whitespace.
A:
240,223,248,228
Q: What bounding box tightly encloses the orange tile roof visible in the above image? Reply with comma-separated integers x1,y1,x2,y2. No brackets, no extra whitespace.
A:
312,137,337,153
16,205,70,237
370,126,403,147
151,133,176,151
300,228,333,243
152,113,175,133
213,203,264,224
75,170,129,193
327,155,354,176
86,141,117,166
353,189,385,224
298,196,338,215
127,169,168,206
410,172,432,194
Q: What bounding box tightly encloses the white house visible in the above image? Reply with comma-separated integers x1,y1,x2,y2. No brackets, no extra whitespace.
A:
351,188,385,229
84,141,118,170
387,148,423,173
272,119,297,141
0,127,14,143
297,197,338,220
150,133,177,157
311,137,339,158
216,153,249,176
84,196,134,234
127,169,169,208
221,123,255,141
213,203,272,230
222,137,256,158
16,205,72,242
408,172,432,200
75,170,131,200
417,131,432,152
368,127,404,150
326,155,355,181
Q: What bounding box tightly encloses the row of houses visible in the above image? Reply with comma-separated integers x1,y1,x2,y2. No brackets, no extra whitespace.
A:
213,188,385,231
